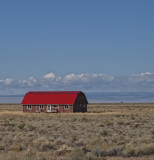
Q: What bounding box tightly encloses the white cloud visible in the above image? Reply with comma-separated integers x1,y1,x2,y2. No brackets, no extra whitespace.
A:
139,72,153,76
20,76,37,87
29,77,37,84
1,72,154,94
63,73,114,84
43,72,56,79
60,73,115,91
4,78,14,85
129,72,154,83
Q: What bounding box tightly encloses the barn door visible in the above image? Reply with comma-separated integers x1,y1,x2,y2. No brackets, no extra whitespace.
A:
47,105,51,112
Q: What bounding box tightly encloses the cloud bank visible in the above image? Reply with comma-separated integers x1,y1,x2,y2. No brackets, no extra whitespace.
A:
1,72,154,94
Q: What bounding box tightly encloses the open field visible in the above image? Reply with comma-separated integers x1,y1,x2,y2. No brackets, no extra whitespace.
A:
0,103,154,160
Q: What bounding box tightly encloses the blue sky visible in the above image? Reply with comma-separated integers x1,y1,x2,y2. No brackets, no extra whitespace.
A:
0,0,154,94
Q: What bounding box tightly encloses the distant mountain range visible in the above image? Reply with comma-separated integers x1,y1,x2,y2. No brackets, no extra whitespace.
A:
86,92,154,103
1,92,154,103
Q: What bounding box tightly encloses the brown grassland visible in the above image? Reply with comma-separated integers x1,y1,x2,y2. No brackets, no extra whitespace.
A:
0,103,154,160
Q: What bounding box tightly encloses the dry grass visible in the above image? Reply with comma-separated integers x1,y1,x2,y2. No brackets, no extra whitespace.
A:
0,103,154,160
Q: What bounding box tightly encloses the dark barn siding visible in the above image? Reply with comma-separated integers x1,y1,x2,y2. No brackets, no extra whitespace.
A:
73,93,88,112
73,104,87,112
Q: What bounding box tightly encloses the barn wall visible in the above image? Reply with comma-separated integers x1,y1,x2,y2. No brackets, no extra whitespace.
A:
75,93,88,104
23,105,73,113
23,105,47,113
73,104,87,112
73,93,88,112
58,105,73,113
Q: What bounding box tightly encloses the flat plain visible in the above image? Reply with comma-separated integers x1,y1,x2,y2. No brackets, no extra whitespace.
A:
0,103,154,160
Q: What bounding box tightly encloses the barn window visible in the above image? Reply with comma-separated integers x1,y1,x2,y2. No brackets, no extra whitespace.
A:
53,105,58,108
64,105,69,109
40,105,44,109
27,105,32,109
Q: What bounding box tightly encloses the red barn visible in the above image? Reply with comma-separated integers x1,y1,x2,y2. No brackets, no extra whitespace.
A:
21,91,88,113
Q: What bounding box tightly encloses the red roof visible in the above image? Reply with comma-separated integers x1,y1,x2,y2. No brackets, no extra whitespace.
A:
21,91,86,105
